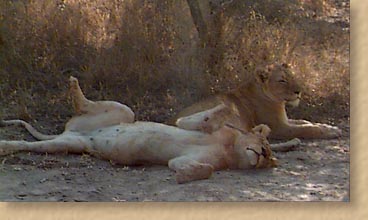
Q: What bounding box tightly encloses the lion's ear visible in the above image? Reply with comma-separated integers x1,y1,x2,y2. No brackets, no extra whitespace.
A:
252,124,271,137
255,67,271,84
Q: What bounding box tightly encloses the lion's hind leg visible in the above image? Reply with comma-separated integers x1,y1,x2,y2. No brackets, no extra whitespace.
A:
0,136,88,156
68,76,134,124
168,156,214,183
69,76,96,115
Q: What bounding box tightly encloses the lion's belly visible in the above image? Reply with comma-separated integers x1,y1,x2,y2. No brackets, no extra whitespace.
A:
88,122,208,165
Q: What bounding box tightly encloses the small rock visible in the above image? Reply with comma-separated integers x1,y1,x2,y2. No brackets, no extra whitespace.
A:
39,178,48,183
289,171,301,176
122,166,130,171
30,189,46,196
112,197,126,202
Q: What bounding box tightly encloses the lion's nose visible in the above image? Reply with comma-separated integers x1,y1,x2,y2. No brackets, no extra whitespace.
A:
295,91,301,96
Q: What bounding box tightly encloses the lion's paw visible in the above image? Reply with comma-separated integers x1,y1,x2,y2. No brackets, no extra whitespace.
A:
316,123,342,138
175,163,214,184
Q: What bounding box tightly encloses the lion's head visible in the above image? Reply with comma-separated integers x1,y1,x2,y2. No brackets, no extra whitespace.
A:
255,63,302,107
228,124,278,169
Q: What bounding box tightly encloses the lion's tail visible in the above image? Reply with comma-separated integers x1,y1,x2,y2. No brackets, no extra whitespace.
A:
0,119,58,140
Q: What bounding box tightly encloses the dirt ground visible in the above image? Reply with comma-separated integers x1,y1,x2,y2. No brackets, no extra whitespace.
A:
0,119,349,202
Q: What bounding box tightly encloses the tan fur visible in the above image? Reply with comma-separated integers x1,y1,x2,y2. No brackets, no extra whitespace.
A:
0,77,277,183
174,63,342,139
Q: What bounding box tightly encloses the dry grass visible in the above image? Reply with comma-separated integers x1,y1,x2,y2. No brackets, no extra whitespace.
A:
0,0,349,130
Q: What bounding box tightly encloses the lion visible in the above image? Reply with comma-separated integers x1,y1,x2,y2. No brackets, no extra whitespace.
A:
0,76,277,183
173,63,342,139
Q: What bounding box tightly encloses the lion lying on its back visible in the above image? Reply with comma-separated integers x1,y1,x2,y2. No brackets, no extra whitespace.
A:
0,76,277,183
174,63,342,139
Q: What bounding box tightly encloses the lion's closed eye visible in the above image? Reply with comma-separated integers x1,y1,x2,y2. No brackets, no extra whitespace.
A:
278,79,288,84
260,148,265,157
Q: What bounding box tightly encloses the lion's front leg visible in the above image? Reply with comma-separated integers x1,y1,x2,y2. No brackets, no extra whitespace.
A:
288,119,313,125
168,156,214,184
176,104,243,134
271,122,342,139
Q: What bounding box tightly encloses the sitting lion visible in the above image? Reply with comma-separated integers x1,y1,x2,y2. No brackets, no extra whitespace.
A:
0,76,277,183
173,63,342,139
